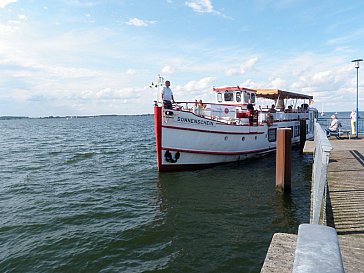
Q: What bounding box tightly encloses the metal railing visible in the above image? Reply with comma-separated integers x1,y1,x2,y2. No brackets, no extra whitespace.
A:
311,121,332,225
292,123,344,273
318,116,364,135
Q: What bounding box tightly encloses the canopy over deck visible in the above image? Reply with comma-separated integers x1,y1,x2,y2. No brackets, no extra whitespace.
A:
256,89,313,100
213,86,256,93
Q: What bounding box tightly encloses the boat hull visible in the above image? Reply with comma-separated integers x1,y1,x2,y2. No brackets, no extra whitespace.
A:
154,106,314,172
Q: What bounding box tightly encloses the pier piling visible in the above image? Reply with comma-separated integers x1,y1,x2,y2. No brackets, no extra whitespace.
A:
276,128,291,193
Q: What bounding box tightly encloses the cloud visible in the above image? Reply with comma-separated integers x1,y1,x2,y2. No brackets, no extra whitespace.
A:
185,0,213,13
0,13,27,34
185,0,225,16
161,65,175,75
225,57,258,76
0,0,16,8
327,28,364,46
270,77,286,88
175,76,215,95
126,69,136,76
126,18,156,27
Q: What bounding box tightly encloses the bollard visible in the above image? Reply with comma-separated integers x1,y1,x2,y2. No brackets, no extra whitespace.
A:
276,128,292,193
299,119,306,154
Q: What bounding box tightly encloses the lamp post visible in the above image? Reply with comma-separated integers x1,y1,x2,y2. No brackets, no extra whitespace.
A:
352,59,363,138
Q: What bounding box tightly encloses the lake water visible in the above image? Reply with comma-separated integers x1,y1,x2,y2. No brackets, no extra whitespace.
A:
0,115,312,272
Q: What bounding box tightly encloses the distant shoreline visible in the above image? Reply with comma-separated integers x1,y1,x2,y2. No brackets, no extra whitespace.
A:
0,114,153,120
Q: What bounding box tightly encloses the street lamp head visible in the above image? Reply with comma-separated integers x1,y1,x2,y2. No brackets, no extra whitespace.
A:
352,59,363,68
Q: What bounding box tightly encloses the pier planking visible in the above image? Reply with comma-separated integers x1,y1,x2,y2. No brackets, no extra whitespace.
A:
326,138,364,272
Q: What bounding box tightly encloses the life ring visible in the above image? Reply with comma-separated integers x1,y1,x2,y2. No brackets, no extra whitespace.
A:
266,113,274,126
224,108,229,114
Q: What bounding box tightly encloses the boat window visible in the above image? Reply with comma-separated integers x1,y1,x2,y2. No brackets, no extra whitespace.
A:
294,125,300,137
217,92,222,102
224,92,234,102
268,128,277,142
243,91,250,103
250,93,256,103
236,92,241,102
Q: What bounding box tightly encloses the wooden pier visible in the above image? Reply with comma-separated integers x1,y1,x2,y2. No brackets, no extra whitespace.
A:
261,138,364,273
326,138,364,272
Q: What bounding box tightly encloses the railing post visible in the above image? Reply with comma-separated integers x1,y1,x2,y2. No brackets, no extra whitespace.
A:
276,128,292,193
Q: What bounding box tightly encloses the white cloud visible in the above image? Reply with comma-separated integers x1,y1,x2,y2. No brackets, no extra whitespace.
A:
312,70,334,83
185,0,213,13
175,76,215,94
126,18,156,27
0,23,19,33
239,79,256,89
161,65,175,75
126,69,136,76
185,0,226,16
93,88,136,100
270,77,286,88
18,14,27,20
327,28,364,46
0,14,27,34
225,57,258,76
0,0,16,8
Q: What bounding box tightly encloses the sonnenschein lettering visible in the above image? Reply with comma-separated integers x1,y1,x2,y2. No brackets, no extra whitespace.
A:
176,117,214,126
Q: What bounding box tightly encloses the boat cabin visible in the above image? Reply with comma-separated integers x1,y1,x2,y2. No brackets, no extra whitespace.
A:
212,87,256,106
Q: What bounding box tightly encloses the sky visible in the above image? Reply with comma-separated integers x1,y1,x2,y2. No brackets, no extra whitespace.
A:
1,0,364,117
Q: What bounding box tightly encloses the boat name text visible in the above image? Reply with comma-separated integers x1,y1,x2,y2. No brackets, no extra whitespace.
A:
176,117,215,126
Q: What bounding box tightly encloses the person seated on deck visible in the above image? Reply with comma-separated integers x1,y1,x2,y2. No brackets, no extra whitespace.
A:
197,99,206,116
268,104,276,113
285,105,293,113
193,99,199,114
301,103,309,112
325,114,341,137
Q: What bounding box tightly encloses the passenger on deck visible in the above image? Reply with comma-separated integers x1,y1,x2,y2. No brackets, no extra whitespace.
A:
162,80,174,109
197,99,206,116
247,99,254,112
247,100,255,125
301,103,309,112
268,104,276,113
325,114,341,137
193,99,199,114
285,105,293,113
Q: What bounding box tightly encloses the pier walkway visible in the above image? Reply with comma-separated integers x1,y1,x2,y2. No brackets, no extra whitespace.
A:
326,138,364,273
261,138,364,273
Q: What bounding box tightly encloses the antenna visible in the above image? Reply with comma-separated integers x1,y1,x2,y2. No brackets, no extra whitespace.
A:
150,74,164,104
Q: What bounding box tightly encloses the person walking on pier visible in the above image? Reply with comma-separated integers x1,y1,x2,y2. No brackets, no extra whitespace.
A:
350,110,356,135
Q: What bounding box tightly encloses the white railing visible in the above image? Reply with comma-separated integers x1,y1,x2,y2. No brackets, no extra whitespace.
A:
311,121,332,225
293,124,344,273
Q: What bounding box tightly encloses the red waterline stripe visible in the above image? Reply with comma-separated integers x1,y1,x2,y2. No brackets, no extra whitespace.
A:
161,146,275,155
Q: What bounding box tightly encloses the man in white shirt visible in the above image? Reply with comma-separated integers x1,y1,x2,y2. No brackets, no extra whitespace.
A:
162,80,174,109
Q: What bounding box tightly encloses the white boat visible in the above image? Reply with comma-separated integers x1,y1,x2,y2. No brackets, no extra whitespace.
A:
153,85,317,171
